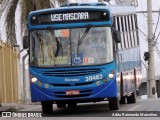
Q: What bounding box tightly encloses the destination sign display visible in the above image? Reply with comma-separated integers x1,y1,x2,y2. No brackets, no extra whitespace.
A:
30,10,110,25
51,12,89,21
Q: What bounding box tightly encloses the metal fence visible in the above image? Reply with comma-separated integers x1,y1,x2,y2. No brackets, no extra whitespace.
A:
0,41,19,103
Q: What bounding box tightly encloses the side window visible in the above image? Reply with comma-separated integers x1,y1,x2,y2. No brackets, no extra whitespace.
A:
128,15,135,47
118,16,125,50
125,16,131,48
122,16,128,49
131,15,138,46
114,14,139,50
113,16,122,51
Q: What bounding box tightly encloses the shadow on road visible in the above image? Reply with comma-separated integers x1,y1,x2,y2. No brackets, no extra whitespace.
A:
43,103,116,117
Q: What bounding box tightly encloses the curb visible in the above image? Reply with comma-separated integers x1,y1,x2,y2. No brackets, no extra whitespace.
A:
0,106,15,114
0,104,23,113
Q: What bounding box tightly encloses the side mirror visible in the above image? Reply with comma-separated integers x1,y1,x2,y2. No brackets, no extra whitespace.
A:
23,36,29,49
112,28,121,43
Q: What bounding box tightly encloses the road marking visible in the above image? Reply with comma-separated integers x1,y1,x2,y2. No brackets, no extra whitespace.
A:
21,106,41,111
127,105,142,111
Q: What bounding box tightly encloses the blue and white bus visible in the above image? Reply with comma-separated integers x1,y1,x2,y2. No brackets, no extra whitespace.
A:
23,2,141,114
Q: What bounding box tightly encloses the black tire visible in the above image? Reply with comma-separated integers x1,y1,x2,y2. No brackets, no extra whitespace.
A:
127,92,136,104
41,101,53,114
120,72,124,104
120,96,126,104
108,97,119,110
68,102,77,108
57,103,66,108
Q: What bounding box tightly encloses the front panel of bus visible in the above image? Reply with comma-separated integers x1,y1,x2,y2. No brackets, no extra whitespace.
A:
28,7,117,102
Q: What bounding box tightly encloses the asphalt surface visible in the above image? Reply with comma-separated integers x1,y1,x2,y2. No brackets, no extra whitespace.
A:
1,98,160,119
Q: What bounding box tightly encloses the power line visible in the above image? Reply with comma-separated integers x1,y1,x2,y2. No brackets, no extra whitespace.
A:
108,1,111,5
136,10,159,13
118,0,123,4
153,9,160,38
138,28,147,38
155,32,160,44
114,0,119,5
155,45,160,58
139,22,147,31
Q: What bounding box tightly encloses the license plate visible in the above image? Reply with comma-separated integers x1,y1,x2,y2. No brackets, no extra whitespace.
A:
66,90,80,95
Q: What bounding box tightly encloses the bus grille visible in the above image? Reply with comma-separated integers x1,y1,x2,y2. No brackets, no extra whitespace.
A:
42,69,101,77
51,81,94,87
53,90,92,98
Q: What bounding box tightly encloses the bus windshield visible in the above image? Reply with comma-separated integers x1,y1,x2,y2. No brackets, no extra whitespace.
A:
30,26,113,67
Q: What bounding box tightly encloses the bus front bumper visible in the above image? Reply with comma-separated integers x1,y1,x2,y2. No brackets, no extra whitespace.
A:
30,79,117,102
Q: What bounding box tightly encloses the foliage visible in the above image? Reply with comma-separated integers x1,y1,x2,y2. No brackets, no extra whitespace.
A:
6,0,19,45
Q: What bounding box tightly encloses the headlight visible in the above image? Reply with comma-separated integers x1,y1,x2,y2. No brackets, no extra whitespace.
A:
108,73,114,79
108,70,115,79
31,77,37,83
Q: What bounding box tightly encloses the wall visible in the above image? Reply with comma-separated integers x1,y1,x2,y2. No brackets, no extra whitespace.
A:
0,41,19,103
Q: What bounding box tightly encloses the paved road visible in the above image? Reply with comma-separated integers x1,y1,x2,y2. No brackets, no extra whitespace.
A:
1,98,160,119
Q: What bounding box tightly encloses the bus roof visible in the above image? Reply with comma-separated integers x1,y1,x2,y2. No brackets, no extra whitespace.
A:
29,2,136,17
107,5,136,16
60,2,136,15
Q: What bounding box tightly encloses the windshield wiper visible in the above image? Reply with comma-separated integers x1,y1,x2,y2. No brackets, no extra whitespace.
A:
58,35,64,57
48,27,63,57
77,24,92,53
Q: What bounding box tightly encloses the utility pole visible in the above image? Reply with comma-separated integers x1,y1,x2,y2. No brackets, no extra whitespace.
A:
147,0,156,98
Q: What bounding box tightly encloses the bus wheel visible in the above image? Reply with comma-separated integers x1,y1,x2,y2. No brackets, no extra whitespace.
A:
127,92,136,104
68,102,77,108
108,97,119,110
57,103,66,108
120,96,126,104
41,101,53,114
